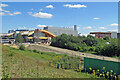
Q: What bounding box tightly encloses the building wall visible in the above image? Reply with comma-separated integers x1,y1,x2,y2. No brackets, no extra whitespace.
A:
94,33,111,38
34,31,45,37
117,33,120,38
44,27,78,36
111,32,117,38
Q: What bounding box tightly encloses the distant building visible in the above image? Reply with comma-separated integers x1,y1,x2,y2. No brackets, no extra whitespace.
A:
0,33,15,44
8,30,15,33
90,32,118,38
111,32,117,38
90,32,111,38
44,25,78,36
117,33,120,38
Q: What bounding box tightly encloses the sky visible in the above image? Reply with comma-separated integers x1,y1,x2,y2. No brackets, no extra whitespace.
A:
1,0,119,2
0,2,118,34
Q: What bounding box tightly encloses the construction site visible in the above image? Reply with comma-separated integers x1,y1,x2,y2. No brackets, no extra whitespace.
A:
0,25,78,44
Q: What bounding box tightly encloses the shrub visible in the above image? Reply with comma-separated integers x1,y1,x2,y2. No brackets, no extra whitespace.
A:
15,33,25,43
8,53,14,57
19,45,25,50
33,49,37,53
88,47,96,51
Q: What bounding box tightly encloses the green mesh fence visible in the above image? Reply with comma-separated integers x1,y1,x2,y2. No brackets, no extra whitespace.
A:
84,57,120,75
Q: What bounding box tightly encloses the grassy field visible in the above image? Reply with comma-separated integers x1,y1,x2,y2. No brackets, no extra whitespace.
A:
1,45,98,78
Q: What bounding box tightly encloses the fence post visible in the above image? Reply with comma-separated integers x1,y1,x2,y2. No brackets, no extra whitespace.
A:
118,75,120,80
57,64,60,69
61,64,62,69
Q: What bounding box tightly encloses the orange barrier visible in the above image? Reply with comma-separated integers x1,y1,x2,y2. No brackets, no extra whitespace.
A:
41,30,56,38
8,32,14,36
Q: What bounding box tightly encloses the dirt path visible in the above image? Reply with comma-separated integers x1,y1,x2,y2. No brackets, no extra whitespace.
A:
27,44,120,62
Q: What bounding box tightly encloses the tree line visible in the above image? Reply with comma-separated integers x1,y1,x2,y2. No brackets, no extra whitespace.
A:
51,34,120,57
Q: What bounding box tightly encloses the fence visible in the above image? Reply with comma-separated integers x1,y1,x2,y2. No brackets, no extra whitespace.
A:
84,57,120,75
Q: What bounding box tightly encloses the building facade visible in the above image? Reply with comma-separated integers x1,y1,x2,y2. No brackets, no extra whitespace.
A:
117,33,120,38
90,32,118,38
90,32,111,38
44,25,78,36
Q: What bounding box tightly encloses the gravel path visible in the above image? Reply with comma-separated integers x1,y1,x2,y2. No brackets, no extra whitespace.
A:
27,44,120,62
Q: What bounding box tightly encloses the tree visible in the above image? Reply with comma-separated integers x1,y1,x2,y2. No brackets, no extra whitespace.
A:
103,36,109,41
19,45,25,50
15,33,25,43
83,35,97,46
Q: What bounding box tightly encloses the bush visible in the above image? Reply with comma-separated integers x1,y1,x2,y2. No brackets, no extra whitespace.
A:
19,45,25,50
33,49,37,53
15,33,25,43
8,53,14,57
100,44,118,57
88,47,96,51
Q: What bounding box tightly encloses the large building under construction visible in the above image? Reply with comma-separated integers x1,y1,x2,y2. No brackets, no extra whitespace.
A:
44,25,78,36
0,25,78,44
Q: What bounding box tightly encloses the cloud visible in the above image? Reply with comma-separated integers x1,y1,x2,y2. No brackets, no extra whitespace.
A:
0,7,10,13
108,29,118,32
13,12,21,15
31,8,34,10
18,26,26,29
0,4,8,7
8,12,22,16
8,13,14,16
37,24,47,28
0,4,21,16
99,27,106,29
4,10,10,13
77,27,80,29
79,34,95,37
108,23,118,26
46,5,54,9
83,26,92,29
0,4,10,14
0,7,2,11
64,4,87,8
39,9,43,11
93,17,100,20
78,25,82,26
27,12,33,15
31,12,53,18
0,12,5,16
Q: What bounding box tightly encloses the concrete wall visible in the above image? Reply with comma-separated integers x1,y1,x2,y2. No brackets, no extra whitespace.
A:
111,32,117,38
44,27,78,36
34,31,45,37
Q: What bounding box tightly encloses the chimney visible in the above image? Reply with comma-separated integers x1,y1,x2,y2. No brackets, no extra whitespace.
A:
74,25,77,31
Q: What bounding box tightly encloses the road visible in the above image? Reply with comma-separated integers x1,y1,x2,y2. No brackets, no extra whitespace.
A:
27,44,120,62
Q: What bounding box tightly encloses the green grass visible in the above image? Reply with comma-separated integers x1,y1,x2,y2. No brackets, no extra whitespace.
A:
2,45,97,78
112,56,120,59
85,51,97,54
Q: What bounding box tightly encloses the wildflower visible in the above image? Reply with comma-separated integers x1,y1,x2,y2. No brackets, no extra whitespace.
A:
97,69,99,72
103,73,105,77
114,76,117,79
103,67,105,70
110,70,113,73
93,70,95,73
111,74,112,77
89,67,92,70
106,72,109,76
